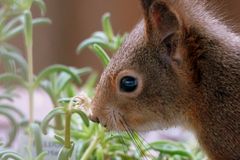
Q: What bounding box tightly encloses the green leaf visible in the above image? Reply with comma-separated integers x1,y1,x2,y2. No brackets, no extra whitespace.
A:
114,33,127,49
81,136,99,160
40,80,55,100
92,31,108,42
74,140,90,159
96,146,104,160
0,48,28,78
71,131,89,139
56,67,91,95
105,134,130,142
29,123,43,155
2,15,22,34
0,94,13,101
1,43,21,53
0,152,24,160
0,104,25,118
70,67,92,75
71,109,89,127
0,109,18,147
102,13,114,41
33,0,47,16
35,152,47,160
23,10,33,48
41,107,65,135
72,141,83,160
0,73,27,88
19,0,33,10
34,65,81,89
109,144,126,152
76,37,109,53
91,44,110,66
3,17,51,41
18,119,42,128
64,83,77,97
57,146,74,160
54,135,65,145
149,141,193,159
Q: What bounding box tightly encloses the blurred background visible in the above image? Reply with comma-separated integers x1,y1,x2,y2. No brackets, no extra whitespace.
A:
7,0,240,74
10,0,142,73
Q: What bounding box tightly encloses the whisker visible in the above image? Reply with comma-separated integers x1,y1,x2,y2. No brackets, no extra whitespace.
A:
112,111,128,153
118,116,149,160
132,131,156,159
120,114,156,159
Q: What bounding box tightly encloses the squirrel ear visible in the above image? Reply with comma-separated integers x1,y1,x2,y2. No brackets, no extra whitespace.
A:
141,0,180,40
140,0,154,11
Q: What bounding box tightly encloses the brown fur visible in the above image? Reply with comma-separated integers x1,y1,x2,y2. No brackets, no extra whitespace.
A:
90,0,240,159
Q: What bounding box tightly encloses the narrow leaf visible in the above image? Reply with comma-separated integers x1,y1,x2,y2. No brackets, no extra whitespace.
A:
96,146,104,160
54,135,65,144
3,18,51,41
23,11,33,48
0,104,25,118
76,37,109,53
0,48,28,77
0,110,18,147
102,13,114,41
150,141,193,159
57,146,74,160
29,123,43,155
91,44,110,66
34,65,81,89
35,152,47,160
92,31,108,42
0,152,24,160
0,73,27,88
71,109,89,127
33,0,47,16
2,15,22,34
41,107,65,135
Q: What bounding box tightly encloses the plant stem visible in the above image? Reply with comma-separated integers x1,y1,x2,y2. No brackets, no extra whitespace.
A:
24,11,34,123
81,136,99,160
53,99,63,130
64,110,71,148
28,46,34,123
54,111,63,130
28,36,34,124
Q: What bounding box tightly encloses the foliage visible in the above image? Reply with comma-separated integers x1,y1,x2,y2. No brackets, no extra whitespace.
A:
0,1,207,160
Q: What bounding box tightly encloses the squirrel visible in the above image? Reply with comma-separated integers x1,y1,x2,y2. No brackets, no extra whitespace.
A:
89,0,240,159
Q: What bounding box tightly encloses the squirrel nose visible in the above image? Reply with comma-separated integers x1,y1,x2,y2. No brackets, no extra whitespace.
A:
89,115,100,123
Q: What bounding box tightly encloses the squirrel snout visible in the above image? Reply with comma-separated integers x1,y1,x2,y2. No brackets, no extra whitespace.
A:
89,114,100,123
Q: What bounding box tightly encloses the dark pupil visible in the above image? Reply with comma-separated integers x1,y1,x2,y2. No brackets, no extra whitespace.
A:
120,76,138,92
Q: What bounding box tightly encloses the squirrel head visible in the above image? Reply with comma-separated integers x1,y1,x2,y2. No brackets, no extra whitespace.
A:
89,1,240,159
90,0,202,131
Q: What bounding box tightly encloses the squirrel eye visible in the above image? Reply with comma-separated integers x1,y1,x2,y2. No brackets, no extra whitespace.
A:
120,76,138,92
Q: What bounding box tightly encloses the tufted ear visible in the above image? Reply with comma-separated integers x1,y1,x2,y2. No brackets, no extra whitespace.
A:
140,0,180,41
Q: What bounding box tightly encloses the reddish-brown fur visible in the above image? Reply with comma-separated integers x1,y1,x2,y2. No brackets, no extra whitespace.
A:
90,0,240,159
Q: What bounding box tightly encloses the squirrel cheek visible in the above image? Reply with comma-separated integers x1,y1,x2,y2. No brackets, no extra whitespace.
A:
125,112,147,127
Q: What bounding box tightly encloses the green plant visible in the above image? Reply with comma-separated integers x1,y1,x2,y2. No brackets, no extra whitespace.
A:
77,12,126,66
0,1,207,159
0,0,91,158
0,0,49,148
41,96,90,160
